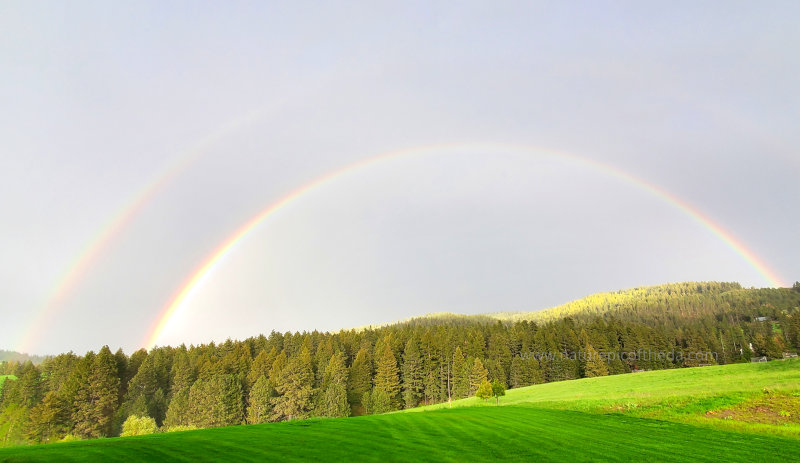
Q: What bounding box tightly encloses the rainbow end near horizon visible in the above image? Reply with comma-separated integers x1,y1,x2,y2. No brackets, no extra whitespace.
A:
143,142,787,350
13,110,266,355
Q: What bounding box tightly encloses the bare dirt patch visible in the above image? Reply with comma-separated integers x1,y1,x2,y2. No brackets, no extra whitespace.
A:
706,394,800,425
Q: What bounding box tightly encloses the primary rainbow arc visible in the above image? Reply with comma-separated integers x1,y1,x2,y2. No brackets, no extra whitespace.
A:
143,142,786,349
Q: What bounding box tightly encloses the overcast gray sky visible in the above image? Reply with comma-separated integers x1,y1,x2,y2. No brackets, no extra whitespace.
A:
2,1,798,355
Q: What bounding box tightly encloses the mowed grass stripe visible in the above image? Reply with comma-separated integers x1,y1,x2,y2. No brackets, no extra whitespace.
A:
2,406,799,462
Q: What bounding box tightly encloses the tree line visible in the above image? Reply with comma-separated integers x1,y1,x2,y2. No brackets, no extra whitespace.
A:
1,281,798,446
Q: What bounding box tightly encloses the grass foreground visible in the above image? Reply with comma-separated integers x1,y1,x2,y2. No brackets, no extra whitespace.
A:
1,360,799,462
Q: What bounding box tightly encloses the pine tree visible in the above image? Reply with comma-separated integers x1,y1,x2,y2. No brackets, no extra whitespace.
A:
272,347,314,421
549,354,579,382
401,338,424,409
113,349,128,404
487,332,512,384
268,350,288,387
373,343,400,410
420,330,441,404
582,343,609,378
510,356,526,388
73,346,120,438
367,387,392,414
15,362,41,408
121,354,158,424
451,348,470,399
468,357,488,395
186,374,243,428
466,330,485,358
314,339,334,385
170,351,196,397
485,359,507,386
526,357,545,385
164,388,190,428
25,390,71,443
247,348,277,390
347,348,371,414
246,375,275,424
164,350,197,428
765,335,783,360
316,353,349,418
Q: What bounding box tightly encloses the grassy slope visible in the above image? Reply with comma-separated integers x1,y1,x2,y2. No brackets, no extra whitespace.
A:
1,407,798,462
416,358,800,408
413,359,800,437
1,361,799,462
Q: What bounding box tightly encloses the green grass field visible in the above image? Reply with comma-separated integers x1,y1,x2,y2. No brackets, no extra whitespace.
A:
412,358,800,438
1,361,798,462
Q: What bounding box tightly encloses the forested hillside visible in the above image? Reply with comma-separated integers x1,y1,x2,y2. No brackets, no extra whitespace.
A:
1,281,799,447
0,351,47,366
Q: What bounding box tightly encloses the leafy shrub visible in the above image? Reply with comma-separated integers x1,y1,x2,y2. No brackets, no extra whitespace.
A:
121,415,158,437
164,424,198,433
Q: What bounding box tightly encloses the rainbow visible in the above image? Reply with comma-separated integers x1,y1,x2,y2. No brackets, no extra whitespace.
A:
15,110,264,354
143,142,786,349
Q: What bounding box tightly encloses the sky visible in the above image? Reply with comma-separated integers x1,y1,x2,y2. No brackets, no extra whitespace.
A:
1,1,798,355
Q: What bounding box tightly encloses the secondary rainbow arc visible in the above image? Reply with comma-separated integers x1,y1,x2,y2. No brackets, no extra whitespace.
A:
15,110,264,354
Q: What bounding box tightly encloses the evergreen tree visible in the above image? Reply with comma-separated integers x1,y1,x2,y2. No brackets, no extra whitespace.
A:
526,357,545,385
126,349,148,385
72,347,119,438
113,349,128,404
247,348,277,390
164,388,190,428
765,335,783,360
484,359,507,386
316,353,349,418
401,338,424,409
420,330,441,404
366,387,392,414
24,390,71,443
246,375,275,424
509,356,527,388
120,354,163,425
15,362,42,408
451,348,470,399
487,332,512,384
549,354,579,382
373,343,400,410
347,348,371,414
268,350,288,386
272,347,314,421
314,339,334,385
186,374,243,428
468,357,488,395
169,350,196,397
582,343,609,378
